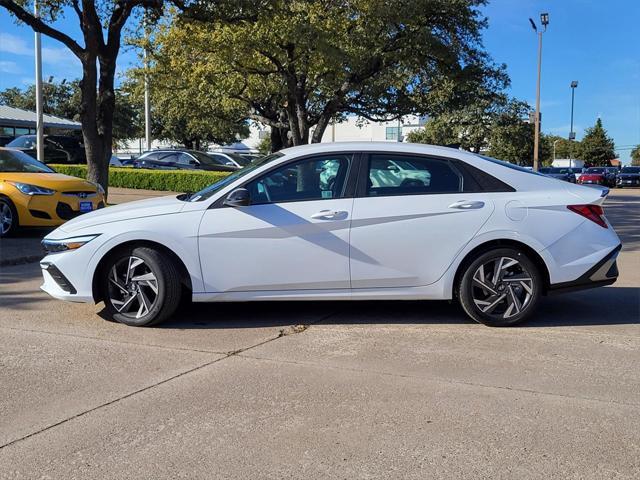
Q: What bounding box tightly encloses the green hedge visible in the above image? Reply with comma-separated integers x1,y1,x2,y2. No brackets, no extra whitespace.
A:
50,164,231,192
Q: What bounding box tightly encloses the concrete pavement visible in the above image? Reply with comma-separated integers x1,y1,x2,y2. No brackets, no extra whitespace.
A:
0,189,638,479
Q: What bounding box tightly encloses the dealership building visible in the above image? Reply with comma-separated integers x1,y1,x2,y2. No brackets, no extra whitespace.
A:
0,105,81,140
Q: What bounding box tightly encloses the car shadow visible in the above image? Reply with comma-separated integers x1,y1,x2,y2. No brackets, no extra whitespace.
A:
148,285,639,330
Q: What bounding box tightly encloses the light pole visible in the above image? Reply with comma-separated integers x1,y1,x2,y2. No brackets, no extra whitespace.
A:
143,15,152,152
529,13,549,171
553,138,560,161
34,0,44,162
569,80,578,168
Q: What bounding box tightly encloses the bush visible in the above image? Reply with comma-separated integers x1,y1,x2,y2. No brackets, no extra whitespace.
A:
50,165,232,192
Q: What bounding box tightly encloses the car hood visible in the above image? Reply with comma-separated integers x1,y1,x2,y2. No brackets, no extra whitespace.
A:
618,173,640,178
57,194,186,233
0,172,97,191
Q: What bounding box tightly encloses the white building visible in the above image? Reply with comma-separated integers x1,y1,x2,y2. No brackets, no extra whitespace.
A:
244,114,427,149
552,158,585,168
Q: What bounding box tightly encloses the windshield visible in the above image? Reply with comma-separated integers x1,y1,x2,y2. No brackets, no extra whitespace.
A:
189,152,284,201
226,152,252,166
190,151,220,165
6,135,37,149
0,149,54,172
587,168,605,174
621,167,640,174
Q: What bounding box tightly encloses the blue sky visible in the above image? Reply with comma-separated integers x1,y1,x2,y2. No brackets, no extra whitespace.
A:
1,1,638,162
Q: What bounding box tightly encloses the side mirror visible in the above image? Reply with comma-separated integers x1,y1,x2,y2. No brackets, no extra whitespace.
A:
223,188,250,207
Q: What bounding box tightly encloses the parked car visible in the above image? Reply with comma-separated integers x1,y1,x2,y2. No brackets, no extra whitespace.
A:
578,167,612,187
109,155,135,167
6,134,86,164
616,166,640,188
207,151,253,168
133,149,237,172
538,167,577,183
40,143,620,328
603,167,619,187
569,167,586,181
0,147,104,237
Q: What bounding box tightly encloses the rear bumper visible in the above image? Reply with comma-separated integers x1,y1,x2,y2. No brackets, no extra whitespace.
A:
547,244,621,294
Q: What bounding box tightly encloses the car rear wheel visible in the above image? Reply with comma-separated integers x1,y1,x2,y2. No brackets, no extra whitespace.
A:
0,197,18,237
101,246,182,327
458,248,542,327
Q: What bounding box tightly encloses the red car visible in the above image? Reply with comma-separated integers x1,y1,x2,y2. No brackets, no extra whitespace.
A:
578,167,608,186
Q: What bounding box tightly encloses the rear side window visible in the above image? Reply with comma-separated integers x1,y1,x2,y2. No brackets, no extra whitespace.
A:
454,161,515,193
366,154,462,196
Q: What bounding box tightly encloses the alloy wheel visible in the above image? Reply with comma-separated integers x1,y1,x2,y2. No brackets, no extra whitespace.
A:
471,256,534,320
0,203,13,235
107,256,159,319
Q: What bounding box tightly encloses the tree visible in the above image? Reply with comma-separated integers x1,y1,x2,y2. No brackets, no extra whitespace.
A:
0,0,172,193
630,145,640,166
485,100,542,165
120,73,249,149
406,96,547,165
153,0,507,150
0,79,79,120
581,118,616,166
544,134,583,163
0,79,142,145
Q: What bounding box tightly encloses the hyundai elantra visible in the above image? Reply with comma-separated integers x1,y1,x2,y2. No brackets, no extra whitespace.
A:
40,143,621,327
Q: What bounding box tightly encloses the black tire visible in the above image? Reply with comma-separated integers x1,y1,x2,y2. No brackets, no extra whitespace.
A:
0,196,19,238
100,246,182,327
457,247,542,327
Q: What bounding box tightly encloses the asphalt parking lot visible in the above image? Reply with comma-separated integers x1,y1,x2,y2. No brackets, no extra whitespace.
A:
0,189,639,479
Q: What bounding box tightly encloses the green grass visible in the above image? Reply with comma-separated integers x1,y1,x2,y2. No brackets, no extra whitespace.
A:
50,164,231,192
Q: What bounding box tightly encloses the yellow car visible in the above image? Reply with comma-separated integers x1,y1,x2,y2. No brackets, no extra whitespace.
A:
0,147,105,237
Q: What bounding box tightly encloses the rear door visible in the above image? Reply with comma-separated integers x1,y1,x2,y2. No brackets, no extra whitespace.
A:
349,153,495,288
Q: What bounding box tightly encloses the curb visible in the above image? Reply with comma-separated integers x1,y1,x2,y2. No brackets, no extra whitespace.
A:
0,255,44,267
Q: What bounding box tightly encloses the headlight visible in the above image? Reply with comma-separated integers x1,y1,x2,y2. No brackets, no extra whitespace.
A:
8,182,55,195
42,234,100,253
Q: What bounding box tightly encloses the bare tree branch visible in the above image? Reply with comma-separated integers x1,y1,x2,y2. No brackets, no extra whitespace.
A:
0,0,85,57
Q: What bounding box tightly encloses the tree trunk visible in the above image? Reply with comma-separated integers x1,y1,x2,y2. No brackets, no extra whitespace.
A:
78,53,116,199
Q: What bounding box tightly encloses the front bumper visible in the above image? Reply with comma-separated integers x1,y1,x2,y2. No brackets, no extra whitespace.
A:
16,192,105,227
548,244,621,294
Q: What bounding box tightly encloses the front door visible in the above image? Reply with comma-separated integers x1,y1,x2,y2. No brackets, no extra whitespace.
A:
349,153,494,288
198,153,355,293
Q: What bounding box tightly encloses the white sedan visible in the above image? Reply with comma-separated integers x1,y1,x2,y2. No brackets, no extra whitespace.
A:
40,143,621,327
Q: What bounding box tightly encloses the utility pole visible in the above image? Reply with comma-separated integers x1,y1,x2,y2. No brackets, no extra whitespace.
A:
143,16,152,151
569,81,578,168
34,0,44,162
529,13,549,171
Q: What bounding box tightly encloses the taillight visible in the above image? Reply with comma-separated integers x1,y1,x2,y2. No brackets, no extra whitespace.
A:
567,204,608,228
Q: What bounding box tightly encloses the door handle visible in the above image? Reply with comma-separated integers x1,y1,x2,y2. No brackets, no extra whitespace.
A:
311,210,347,220
449,200,485,210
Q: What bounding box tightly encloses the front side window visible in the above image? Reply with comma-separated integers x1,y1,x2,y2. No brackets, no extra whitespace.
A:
367,154,462,196
177,153,195,165
245,154,351,204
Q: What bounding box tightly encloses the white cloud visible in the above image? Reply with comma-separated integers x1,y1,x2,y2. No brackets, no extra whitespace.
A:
0,60,23,74
0,32,79,66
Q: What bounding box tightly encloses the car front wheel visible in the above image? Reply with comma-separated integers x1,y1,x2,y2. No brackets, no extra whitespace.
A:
101,246,182,327
458,248,542,327
0,197,18,237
